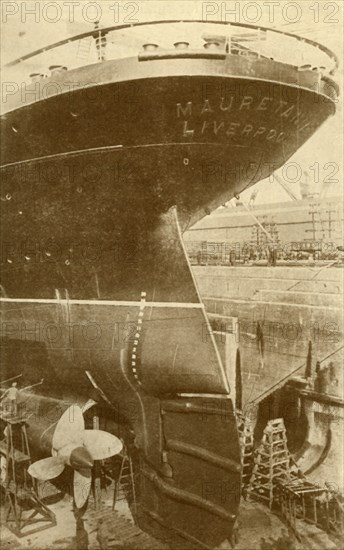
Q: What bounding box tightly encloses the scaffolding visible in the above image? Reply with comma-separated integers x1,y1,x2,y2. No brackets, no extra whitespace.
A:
277,476,344,540
247,418,291,508
0,413,56,537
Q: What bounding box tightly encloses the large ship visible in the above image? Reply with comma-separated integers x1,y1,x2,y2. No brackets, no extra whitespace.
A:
0,20,339,548
185,193,344,257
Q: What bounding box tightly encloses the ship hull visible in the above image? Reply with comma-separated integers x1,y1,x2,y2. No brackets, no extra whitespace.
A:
0,58,337,547
1,207,242,549
1,70,336,231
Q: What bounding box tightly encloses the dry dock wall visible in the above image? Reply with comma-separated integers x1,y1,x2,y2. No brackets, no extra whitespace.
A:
193,266,343,406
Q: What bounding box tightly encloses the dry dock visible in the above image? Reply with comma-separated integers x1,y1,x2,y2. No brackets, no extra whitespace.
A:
194,265,343,406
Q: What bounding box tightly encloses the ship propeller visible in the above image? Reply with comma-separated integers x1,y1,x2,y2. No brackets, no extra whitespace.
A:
28,405,122,508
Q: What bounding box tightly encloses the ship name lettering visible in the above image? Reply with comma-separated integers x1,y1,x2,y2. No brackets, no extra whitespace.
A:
226,122,240,136
214,121,225,135
254,126,266,137
201,121,209,134
276,105,310,129
274,100,288,114
220,96,234,111
182,121,194,138
242,124,253,136
266,129,277,140
239,96,254,110
257,96,273,111
280,105,295,119
201,100,214,114
182,119,285,142
177,102,192,118
176,96,285,117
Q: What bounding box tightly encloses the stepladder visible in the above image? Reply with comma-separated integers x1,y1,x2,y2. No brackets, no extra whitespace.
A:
247,418,292,509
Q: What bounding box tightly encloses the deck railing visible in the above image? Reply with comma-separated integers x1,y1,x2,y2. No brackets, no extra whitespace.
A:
2,20,338,82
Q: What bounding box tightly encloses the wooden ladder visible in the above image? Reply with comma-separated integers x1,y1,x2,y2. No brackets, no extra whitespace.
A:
112,445,137,515
238,416,255,488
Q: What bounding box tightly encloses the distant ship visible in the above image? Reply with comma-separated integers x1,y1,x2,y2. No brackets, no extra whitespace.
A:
0,20,339,549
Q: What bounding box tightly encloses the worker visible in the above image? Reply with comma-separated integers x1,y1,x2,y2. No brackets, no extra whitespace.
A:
272,248,278,266
314,364,330,394
229,250,236,266
1,382,19,416
229,517,240,548
96,518,109,550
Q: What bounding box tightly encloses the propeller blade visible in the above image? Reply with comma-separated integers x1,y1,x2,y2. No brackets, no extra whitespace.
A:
73,468,92,509
28,456,65,481
83,430,123,460
53,405,84,451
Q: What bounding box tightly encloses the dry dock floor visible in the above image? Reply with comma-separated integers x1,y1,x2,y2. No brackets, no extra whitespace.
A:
1,494,341,549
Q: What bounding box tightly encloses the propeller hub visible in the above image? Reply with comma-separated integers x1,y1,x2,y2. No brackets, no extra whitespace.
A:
70,446,94,471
